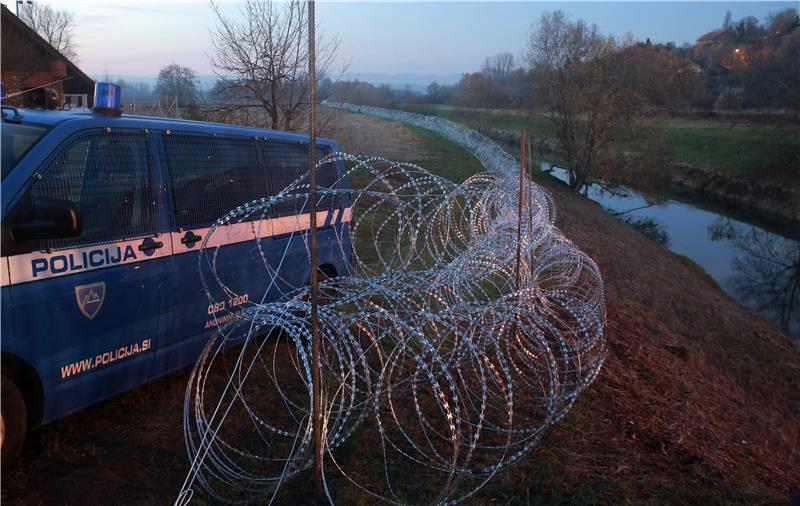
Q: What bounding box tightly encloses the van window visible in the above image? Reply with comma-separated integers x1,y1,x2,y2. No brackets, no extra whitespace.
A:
163,134,268,228
1,121,51,180
267,141,337,214
28,129,155,250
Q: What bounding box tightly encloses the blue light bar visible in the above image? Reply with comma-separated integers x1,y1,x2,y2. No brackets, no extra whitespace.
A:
93,82,121,115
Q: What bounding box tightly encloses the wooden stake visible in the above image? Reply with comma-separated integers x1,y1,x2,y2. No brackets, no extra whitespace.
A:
307,0,324,502
512,129,527,343
515,129,526,292
527,133,534,240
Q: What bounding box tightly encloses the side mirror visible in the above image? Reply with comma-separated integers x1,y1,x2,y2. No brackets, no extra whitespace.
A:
10,197,82,241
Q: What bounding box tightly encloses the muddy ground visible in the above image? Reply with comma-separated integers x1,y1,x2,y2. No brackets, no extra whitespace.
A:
2,112,799,505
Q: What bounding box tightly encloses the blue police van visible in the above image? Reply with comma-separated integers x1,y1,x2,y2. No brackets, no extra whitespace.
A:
0,84,352,466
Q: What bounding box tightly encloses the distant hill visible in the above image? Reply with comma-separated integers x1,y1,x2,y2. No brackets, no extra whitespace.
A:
96,74,219,93
96,72,463,96
341,72,462,94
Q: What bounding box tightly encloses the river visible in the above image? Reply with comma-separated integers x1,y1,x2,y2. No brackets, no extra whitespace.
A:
545,165,800,339
328,102,800,339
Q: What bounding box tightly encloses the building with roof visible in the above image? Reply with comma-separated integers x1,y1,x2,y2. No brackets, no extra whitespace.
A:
696,29,729,49
1,4,94,107
694,28,733,63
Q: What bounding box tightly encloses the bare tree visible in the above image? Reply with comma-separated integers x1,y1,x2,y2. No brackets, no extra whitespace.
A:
526,11,609,190
208,0,343,132
526,11,699,191
766,7,799,41
426,81,441,103
481,52,515,84
114,79,153,98
19,2,78,61
155,63,201,106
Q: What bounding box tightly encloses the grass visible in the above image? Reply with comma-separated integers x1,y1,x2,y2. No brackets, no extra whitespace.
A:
655,118,800,183
402,104,555,140
400,104,800,187
404,124,487,182
7,109,797,506
341,119,486,274
186,117,800,503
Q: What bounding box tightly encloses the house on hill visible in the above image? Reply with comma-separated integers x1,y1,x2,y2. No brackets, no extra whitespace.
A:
696,29,729,51
1,4,94,107
693,28,738,66
693,27,754,69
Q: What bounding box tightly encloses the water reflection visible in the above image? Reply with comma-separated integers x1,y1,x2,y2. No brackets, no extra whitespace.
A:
545,163,799,338
618,215,670,246
708,218,800,338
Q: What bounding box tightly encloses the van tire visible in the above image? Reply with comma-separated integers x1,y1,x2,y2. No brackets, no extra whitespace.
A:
1,374,27,471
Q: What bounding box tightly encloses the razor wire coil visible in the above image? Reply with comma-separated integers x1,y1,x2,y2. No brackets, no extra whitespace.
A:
177,127,606,505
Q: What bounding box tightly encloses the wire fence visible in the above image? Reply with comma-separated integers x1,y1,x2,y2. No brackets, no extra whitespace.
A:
175,108,606,504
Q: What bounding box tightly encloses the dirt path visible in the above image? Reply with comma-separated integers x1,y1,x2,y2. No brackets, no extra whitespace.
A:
3,112,798,505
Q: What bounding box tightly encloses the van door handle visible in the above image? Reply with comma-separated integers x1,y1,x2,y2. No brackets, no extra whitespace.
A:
138,238,164,252
180,231,201,247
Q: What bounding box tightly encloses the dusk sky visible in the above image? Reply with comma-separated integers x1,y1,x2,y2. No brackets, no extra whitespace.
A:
52,1,797,78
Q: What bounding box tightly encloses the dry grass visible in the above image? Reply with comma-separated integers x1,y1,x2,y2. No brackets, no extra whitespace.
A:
504,183,800,504
324,109,432,162
3,112,798,505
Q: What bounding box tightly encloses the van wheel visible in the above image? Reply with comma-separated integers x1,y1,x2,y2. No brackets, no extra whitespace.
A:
303,268,336,306
1,374,27,471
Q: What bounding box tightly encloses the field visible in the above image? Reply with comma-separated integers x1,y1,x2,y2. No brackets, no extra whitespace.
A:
322,108,485,181
657,118,800,184
2,111,799,505
401,104,800,187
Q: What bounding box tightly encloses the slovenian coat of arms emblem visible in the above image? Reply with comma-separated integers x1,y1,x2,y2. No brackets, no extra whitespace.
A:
74,282,106,320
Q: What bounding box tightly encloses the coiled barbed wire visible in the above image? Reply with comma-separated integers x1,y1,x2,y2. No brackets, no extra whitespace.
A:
176,150,605,505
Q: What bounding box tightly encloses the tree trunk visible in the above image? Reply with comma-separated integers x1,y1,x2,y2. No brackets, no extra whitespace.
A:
270,81,280,130
569,166,587,192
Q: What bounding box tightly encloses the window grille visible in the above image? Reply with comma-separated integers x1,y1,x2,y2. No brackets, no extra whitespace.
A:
267,141,337,214
30,129,155,250
163,134,268,229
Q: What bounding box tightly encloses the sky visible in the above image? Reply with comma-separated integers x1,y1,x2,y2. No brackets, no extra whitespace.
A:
41,1,799,78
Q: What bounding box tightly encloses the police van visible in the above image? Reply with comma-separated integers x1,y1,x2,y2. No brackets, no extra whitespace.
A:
0,83,352,466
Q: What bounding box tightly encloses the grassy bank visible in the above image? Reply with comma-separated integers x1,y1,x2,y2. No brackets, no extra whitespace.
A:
4,111,798,506
343,110,800,504
656,118,800,185
401,104,800,187
403,124,486,182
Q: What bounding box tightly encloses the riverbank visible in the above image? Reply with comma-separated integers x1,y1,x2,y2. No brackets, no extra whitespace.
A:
398,105,800,226
477,126,800,226
327,109,800,502
671,163,800,225
3,110,798,505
